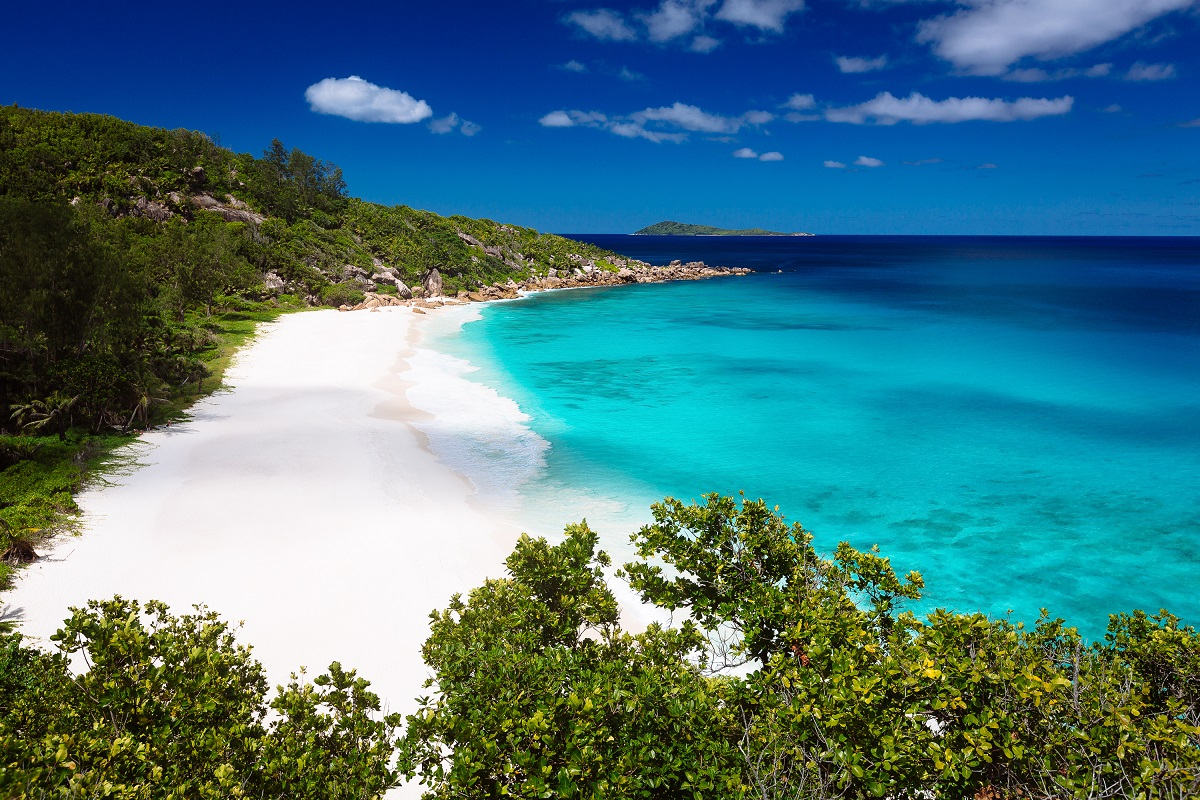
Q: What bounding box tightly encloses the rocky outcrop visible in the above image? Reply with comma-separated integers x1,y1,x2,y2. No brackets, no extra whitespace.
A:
423,269,444,297
262,271,286,293
341,264,376,292
188,193,266,224
336,261,750,313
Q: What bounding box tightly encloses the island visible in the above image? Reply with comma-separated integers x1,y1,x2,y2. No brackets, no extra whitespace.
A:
634,220,814,236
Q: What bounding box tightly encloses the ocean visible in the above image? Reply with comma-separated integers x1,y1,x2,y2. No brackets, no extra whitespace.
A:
408,235,1200,641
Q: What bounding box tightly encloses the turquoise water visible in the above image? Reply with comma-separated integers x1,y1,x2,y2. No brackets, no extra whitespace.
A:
423,237,1200,640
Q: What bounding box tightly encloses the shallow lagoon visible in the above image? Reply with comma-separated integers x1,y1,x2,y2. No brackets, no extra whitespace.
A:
423,236,1200,640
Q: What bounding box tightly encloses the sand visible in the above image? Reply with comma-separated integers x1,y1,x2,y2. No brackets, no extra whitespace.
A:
4,307,524,728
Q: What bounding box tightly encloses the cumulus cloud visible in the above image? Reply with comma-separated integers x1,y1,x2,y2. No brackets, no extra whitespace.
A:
619,66,647,81
429,112,481,136
691,34,722,52
825,91,1074,124
916,0,1197,76
641,0,716,41
784,93,816,110
304,76,432,123
635,102,744,133
715,0,805,31
734,147,784,160
567,9,638,40
824,160,847,168
836,55,888,73
539,110,608,128
429,113,460,134
1004,63,1111,82
1126,62,1177,81
540,102,771,143
855,155,885,167
562,60,588,72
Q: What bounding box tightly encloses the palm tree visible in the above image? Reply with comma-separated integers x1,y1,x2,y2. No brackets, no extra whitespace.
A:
8,392,79,441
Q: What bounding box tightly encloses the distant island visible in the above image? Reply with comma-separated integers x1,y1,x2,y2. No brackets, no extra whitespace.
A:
634,220,814,236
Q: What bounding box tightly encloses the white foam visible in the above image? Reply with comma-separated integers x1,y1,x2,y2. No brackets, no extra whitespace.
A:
406,307,550,517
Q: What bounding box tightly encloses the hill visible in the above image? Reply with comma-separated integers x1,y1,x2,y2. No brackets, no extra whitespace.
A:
0,105,633,432
634,220,813,236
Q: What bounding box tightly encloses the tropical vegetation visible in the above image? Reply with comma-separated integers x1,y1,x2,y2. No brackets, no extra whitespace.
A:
0,104,624,577
2,495,1196,798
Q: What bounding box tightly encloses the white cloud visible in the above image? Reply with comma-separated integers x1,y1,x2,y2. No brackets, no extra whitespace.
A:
1103,103,1123,112
734,147,760,158
541,102,770,142
917,0,1197,76
1179,117,1200,127
904,157,944,165
304,76,432,124
539,110,608,128
978,162,999,169
429,113,459,134
715,0,804,32
563,60,588,72
691,34,722,52
836,55,888,73
641,0,716,41
1004,63,1111,82
855,155,885,167
759,151,785,161
567,9,638,40
783,93,816,110
825,91,1074,124
1126,61,1177,81
634,102,743,133
460,120,482,137
824,160,847,168
619,66,647,81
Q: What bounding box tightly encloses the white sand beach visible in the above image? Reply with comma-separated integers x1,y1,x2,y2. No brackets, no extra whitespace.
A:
5,307,525,730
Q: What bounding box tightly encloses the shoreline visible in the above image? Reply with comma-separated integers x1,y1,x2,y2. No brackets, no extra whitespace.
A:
4,307,527,732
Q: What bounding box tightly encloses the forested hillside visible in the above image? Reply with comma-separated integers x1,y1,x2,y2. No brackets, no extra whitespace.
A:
0,104,624,580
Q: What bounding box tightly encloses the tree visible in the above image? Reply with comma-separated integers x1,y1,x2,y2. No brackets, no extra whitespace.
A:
403,523,744,799
0,597,401,799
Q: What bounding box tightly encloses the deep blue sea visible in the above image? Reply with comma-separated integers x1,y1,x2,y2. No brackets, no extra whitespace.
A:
417,235,1200,641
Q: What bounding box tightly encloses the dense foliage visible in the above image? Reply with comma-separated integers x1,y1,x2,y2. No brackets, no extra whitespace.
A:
1,496,1196,797
0,598,400,798
406,495,1199,799
0,104,625,568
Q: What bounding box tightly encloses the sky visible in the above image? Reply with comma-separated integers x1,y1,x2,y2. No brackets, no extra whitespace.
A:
3,1,1199,234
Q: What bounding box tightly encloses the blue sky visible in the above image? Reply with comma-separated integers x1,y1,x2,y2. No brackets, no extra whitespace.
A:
3,1,1199,234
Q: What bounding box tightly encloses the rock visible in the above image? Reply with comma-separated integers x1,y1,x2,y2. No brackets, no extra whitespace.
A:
467,292,487,302
262,271,285,293
670,259,682,267
411,285,428,299
617,268,636,283
395,280,413,299
132,197,172,222
423,268,444,297
412,307,426,314
456,231,484,248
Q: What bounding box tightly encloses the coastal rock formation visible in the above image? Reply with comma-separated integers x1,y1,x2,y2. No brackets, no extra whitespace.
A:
423,269,444,297
337,261,750,313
